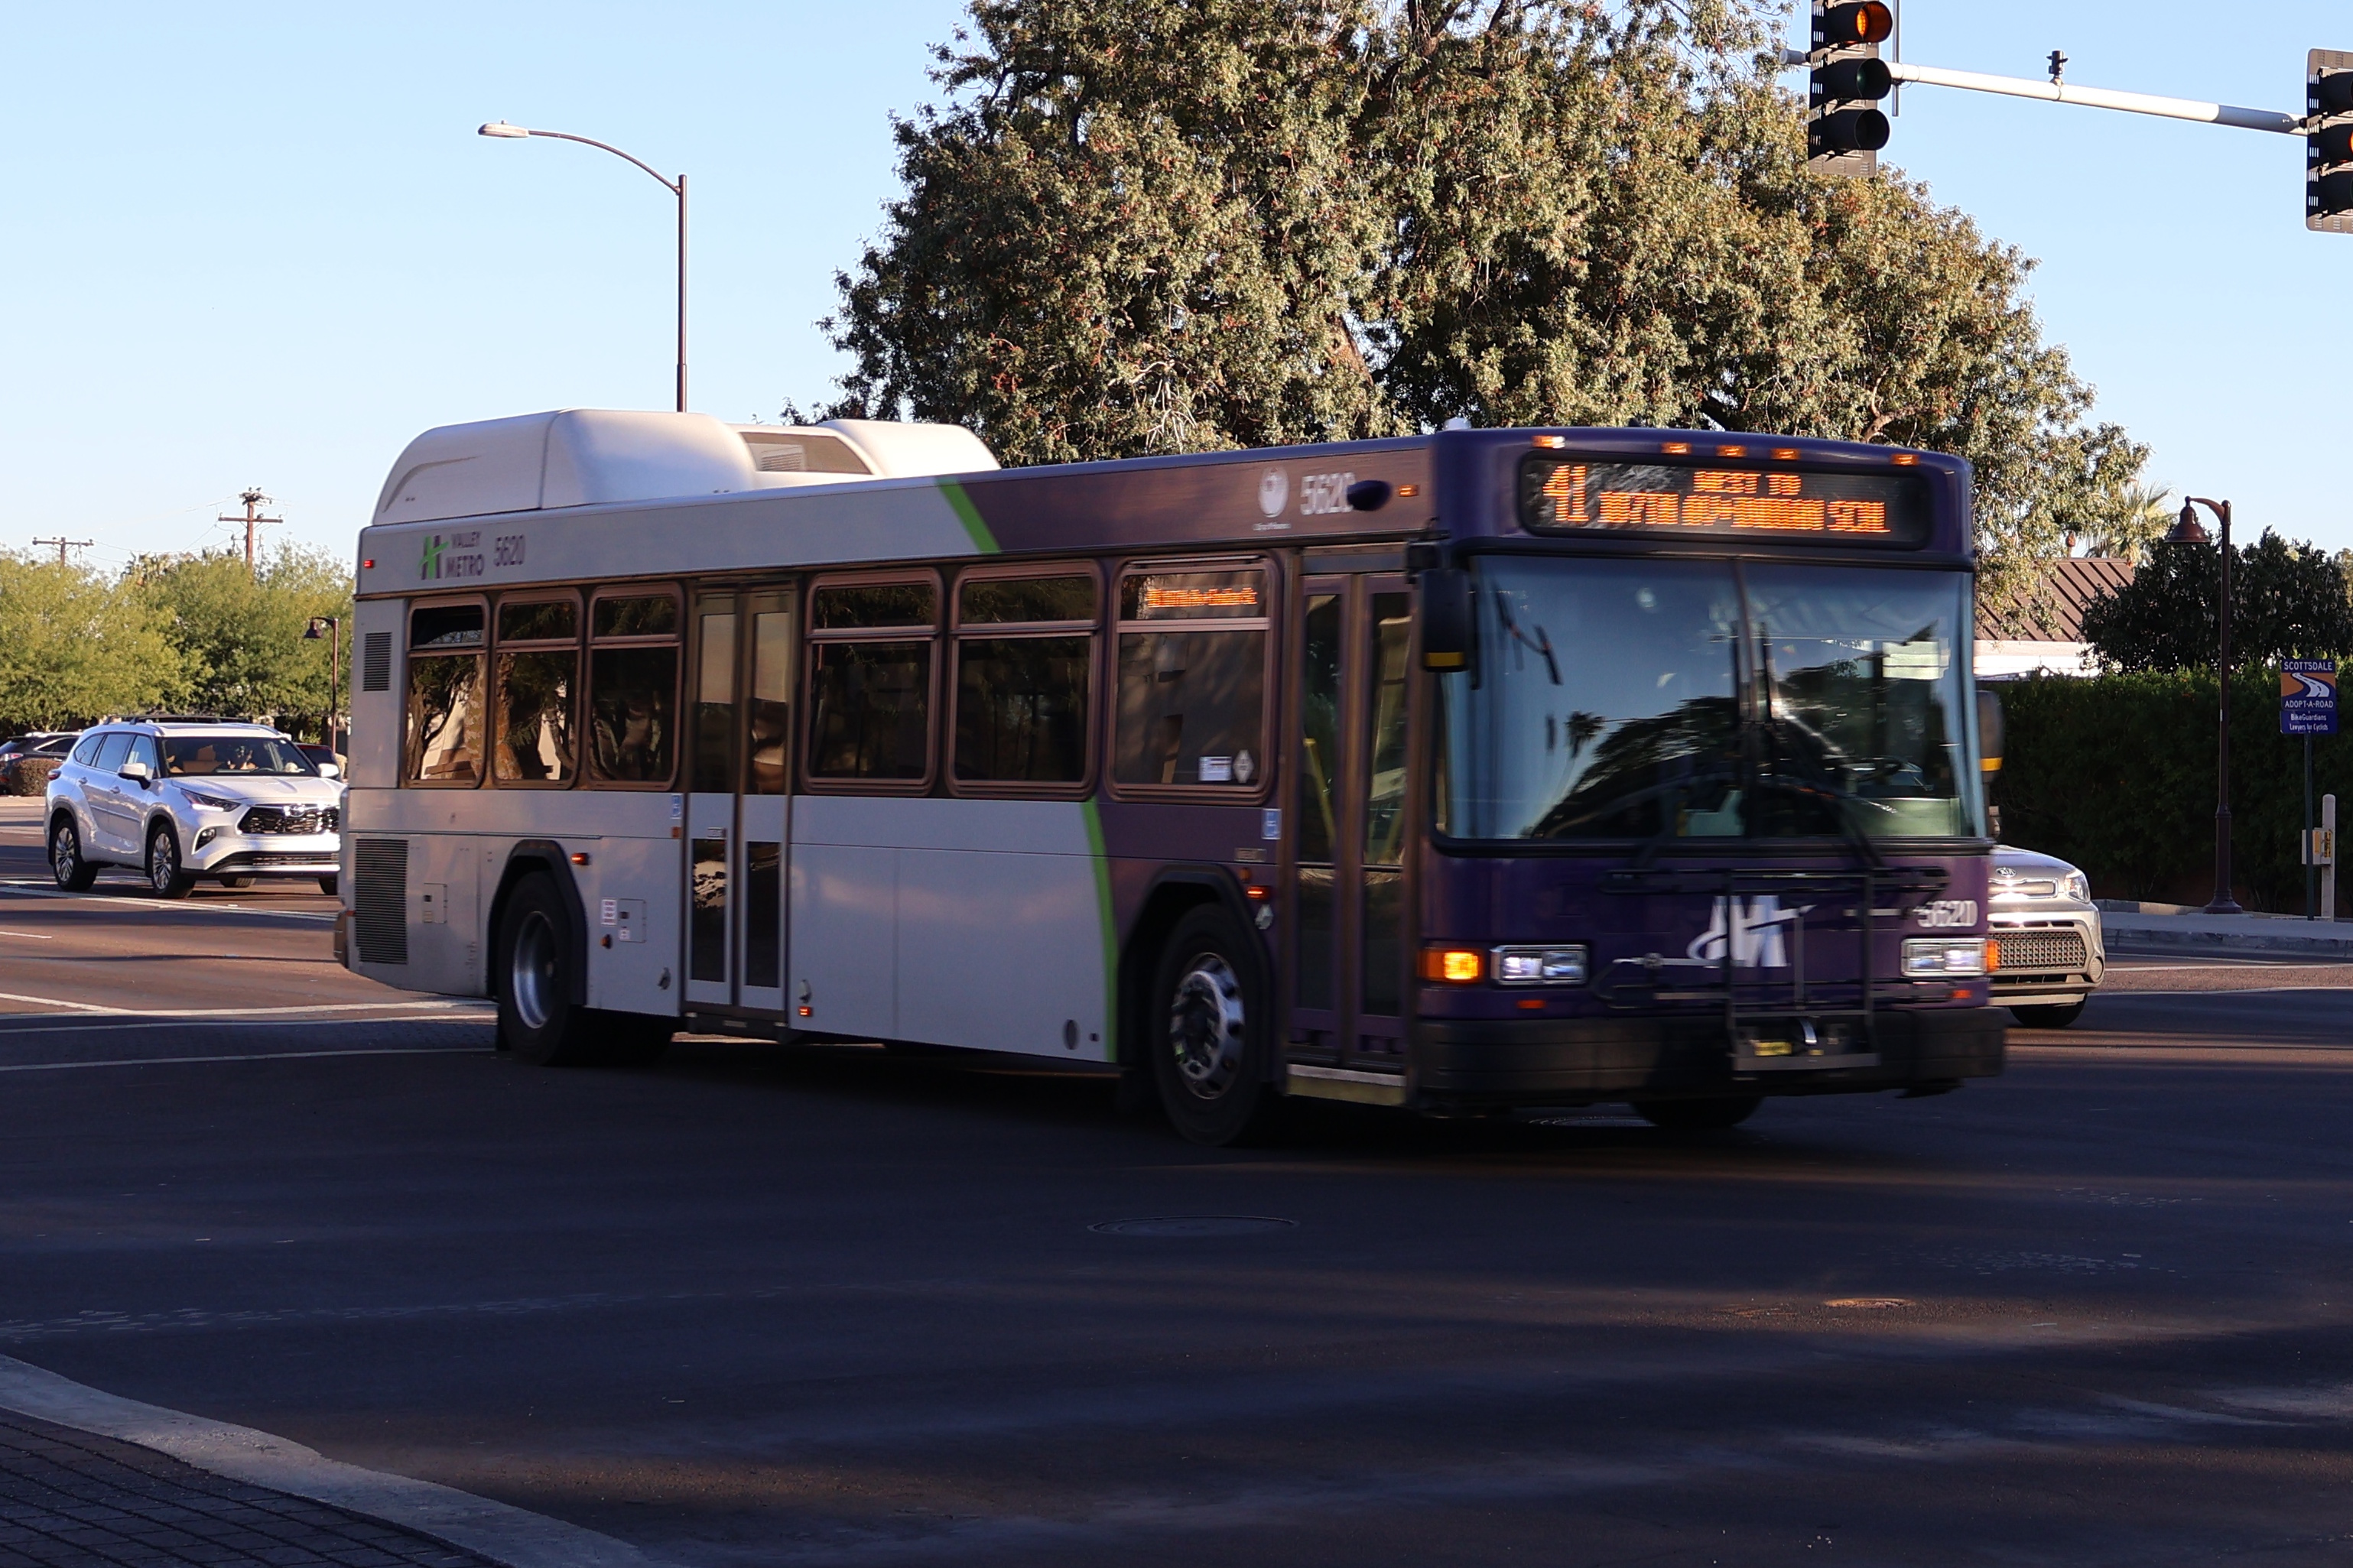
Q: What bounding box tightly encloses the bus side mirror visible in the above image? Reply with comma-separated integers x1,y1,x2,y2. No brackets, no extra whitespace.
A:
1976,685,2004,778
1421,568,1473,672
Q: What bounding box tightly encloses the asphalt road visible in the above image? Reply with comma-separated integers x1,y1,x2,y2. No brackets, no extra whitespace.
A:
4,797,2353,1566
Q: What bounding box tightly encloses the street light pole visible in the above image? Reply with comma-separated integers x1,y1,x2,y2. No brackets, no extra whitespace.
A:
305,616,341,755
2170,498,2241,914
479,122,687,412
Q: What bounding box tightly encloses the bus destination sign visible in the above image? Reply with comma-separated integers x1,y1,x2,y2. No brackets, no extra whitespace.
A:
1519,456,1929,544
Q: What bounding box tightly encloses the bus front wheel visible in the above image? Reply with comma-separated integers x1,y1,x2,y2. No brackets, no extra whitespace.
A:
496,875,596,1066
1150,906,1279,1147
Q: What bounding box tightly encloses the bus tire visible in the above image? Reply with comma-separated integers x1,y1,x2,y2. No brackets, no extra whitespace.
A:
496,873,595,1066
1149,906,1279,1147
1634,1096,1762,1131
2010,1001,2085,1029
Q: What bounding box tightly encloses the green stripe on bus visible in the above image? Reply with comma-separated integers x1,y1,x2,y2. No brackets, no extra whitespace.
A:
1082,798,1119,1063
939,479,999,555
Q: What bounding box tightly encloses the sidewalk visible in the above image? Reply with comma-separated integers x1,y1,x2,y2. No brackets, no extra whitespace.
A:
2096,900,2353,957
0,1409,496,1568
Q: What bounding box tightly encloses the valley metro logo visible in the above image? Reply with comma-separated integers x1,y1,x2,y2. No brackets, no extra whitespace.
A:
419,534,446,580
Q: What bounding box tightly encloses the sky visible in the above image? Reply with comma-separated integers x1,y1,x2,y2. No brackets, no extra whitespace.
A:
1,2,2345,570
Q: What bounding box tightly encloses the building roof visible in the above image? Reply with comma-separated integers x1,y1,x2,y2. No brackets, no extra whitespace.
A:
1976,556,2135,643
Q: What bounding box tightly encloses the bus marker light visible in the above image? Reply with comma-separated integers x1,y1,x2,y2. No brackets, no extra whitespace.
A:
1771,449,1800,461
1660,442,1692,455
362,560,375,570
1396,485,1419,498
1422,948,1484,983
1890,453,1919,466
570,852,590,865
1715,445,1748,458
1532,434,1566,448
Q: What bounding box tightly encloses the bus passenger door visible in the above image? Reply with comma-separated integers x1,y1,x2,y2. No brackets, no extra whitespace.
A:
686,587,795,1014
1290,576,1411,1072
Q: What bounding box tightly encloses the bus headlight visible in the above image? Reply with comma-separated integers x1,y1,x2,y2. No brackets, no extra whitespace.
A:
1490,946,1589,986
1903,937,1988,977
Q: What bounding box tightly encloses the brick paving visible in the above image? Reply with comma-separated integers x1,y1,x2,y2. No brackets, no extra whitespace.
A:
0,1411,497,1567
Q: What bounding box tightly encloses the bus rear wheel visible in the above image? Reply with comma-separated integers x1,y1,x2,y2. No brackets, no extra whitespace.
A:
1635,1096,1762,1131
1150,906,1279,1147
496,874,596,1066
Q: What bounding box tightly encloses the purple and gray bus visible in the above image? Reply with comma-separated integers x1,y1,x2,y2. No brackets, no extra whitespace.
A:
341,411,2000,1144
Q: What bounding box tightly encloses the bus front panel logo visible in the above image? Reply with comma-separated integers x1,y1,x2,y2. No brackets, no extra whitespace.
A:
1257,467,1289,518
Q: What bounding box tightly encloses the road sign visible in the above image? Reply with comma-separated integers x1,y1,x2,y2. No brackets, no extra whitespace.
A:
2282,659,2338,735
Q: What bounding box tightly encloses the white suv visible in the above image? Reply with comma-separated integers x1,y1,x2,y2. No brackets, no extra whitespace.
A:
47,720,342,898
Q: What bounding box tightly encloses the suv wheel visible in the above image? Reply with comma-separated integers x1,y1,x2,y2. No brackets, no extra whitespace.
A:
48,817,98,891
146,824,196,900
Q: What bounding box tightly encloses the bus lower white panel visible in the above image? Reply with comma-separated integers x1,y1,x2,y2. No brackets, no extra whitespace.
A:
789,845,897,1039
583,835,685,1017
895,844,1105,1060
790,797,1107,1061
406,836,484,997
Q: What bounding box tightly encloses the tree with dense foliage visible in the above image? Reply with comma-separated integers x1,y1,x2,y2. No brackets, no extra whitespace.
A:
0,555,188,732
2081,531,2353,674
132,545,355,736
819,0,2149,588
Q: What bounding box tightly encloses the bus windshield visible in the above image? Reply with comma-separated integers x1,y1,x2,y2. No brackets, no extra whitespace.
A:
1438,557,1981,841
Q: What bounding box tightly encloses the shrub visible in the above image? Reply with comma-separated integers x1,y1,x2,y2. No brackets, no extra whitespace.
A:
1992,670,2351,911
2,756,60,797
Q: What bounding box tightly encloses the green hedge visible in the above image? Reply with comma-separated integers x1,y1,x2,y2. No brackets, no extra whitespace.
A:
1992,670,2351,911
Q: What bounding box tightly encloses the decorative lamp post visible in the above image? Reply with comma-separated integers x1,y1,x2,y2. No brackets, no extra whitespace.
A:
2167,498,2241,914
478,122,687,412
305,616,341,758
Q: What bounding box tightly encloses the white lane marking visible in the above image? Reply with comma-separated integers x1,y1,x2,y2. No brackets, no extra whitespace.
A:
0,993,488,1019
0,1354,661,1568
0,1044,492,1070
0,881,334,922
0,930,54,940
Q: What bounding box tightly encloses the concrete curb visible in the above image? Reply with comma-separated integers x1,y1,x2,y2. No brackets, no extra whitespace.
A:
2099,917,2353,959
0,1354,664,1568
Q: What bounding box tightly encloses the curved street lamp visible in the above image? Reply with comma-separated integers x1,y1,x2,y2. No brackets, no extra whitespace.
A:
2167,496,2241,914
479,122,687,413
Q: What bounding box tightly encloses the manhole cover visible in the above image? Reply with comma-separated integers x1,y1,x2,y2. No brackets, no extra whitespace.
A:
1089,1216,1298,1237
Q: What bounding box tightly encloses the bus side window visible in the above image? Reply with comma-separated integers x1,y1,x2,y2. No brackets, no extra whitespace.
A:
805,576,939,787
1113,565,1269,791
952,570,1097,789
492,598,580,786
406,602,486,786
587,591,681,787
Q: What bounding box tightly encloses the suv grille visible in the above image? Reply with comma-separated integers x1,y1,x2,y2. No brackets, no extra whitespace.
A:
239,804,339,835
1997,930,2088,975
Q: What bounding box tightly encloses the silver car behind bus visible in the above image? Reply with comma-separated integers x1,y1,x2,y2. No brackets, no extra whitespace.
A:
1990,846,2104,1027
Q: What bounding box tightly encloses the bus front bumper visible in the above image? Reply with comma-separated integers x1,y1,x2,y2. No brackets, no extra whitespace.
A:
1413,1007,2005,1107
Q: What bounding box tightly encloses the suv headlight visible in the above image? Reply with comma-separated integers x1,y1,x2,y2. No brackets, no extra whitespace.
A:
179,788,241,813
1903,937,1990,977
2062,871,2090,904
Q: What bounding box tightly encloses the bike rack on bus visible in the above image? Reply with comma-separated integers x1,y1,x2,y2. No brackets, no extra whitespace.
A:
1594,865,1949,1073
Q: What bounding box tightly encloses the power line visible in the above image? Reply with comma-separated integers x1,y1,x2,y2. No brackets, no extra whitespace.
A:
31,537,94,566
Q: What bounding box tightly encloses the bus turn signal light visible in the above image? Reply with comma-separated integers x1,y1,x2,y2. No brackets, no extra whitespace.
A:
1421,948,1484,983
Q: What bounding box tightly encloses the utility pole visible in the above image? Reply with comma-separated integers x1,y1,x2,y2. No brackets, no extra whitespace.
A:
31,537,94,566
219,489,281,575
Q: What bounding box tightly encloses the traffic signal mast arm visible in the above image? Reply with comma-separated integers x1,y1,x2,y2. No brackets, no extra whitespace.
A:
1779,50,2302,136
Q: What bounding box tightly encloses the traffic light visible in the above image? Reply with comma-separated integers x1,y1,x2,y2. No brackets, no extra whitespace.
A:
1810,2,1894,177
2311,50,2353,233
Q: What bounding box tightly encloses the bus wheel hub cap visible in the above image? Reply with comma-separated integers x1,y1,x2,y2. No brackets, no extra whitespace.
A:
1169,954,1246,1099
